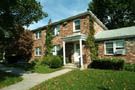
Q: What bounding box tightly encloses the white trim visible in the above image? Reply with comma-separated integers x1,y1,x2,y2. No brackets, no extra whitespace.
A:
73,19,81,32
80,39,83,69
63,41,66,65
63,33,87,42
53,25,60,36
104,40,125,55
52,45,61,55
35,47,42,56
35,31,41,40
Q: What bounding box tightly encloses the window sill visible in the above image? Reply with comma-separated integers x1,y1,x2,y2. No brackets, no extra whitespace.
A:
104,54,126,56
34,38,41,40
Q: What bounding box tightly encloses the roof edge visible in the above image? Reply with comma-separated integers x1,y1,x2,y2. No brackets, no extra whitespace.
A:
32,11,108,31
95,35,135,41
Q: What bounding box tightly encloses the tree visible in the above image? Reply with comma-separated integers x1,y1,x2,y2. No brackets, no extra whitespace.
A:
86,16,97,60
5,26,33,62
0,0,47,38
45,19,53,55
0,0,47,61
88,0,135,29
0,0,47,44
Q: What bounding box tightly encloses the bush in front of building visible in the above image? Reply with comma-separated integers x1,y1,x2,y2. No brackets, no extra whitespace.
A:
124,63,135,72
43,55,63,68
90,58,125,70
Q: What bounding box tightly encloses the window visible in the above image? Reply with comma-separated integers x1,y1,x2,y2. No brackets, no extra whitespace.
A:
105,42,114,54
35,47,41,56
73,19,80,32
51,45,60,55
56,25,60,35
53,25,60,36
105,40,125,55
35,31,41,39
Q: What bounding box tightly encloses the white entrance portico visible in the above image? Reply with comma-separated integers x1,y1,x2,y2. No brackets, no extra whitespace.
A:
62,33,87,69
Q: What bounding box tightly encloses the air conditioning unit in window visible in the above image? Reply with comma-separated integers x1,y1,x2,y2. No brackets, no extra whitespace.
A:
115,49,125,55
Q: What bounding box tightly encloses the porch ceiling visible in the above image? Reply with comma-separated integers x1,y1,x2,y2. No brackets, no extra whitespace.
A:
62,33,87,42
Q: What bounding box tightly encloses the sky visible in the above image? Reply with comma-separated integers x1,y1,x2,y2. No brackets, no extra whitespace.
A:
27,0,91,30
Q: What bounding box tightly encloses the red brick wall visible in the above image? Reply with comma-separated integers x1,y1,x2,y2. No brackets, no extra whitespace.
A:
98,38,135,63
32,30,46,60
32,14,105,64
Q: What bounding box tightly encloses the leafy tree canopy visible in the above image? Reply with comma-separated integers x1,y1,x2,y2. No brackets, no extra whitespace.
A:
5,27,33,61
88,0,135,29
0,0,47,38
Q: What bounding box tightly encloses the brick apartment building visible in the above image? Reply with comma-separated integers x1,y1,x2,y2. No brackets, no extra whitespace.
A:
32,11,135,69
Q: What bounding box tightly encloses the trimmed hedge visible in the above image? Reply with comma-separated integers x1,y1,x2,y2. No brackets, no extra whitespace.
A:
124,64,135,72
43,55,63,68
90,58,125,70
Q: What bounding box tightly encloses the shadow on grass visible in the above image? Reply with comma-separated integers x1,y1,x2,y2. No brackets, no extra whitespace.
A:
0,70,23,88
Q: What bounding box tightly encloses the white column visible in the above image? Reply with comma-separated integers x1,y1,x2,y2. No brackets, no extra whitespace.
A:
63,41,66,65
79,39,83,69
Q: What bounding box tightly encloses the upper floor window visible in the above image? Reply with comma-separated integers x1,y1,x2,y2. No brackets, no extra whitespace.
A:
35,47,41,56
35,31,41,39
73,19,80,32
53,25,60,36
105,40,125,55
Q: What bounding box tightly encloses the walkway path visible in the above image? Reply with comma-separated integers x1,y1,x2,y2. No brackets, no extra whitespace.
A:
0,64,72,90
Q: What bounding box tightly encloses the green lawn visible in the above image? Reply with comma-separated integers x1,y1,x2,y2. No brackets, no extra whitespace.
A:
0,70,23,89
33,65,62,73
31,69,135,90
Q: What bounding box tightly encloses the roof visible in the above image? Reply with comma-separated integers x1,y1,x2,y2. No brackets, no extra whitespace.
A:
63,33,87,42
95,26,135,41
32,11,108,32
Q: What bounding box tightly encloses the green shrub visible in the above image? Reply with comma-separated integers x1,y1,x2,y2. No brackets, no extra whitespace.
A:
90,58,125,70
42,55,63,68
124,64,135,72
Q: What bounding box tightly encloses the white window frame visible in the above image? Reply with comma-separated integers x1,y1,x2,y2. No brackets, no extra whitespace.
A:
53,25,60,36
35,47,42,56
35,31,41,40
51,45,60,55
104,40,125,55
73,19,81,32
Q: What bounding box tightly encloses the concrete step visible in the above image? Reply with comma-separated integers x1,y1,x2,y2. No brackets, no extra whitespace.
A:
63,63,78,69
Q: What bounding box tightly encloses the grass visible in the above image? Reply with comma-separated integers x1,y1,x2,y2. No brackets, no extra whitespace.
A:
31,69,135,90
33,64,62,73
2,63,62,74
0,70,23,89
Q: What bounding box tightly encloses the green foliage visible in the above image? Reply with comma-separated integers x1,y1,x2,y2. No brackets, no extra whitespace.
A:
124,63,135,72
30,58,62,73
5,29,33,61
86,16,97,60
0,0,47,39
45,25,53,55
90,58,125,70
0,70,23,89
88,0,135,29
31,69,135,90
43,55,63,68
0,0,47,61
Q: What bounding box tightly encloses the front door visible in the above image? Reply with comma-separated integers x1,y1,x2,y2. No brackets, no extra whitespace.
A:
74,43,80,64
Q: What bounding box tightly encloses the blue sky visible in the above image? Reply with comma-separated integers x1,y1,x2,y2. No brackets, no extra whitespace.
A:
27,0,91,30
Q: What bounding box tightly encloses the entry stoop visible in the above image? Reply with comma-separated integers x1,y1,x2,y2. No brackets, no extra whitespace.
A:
63,63,78,69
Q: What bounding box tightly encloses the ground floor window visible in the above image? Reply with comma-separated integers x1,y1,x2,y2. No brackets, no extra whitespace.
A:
51,45,60,55
35,47,41,56
105,40,125,55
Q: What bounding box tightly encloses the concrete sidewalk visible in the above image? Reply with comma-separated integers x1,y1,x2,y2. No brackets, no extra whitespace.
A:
0,64,72,90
